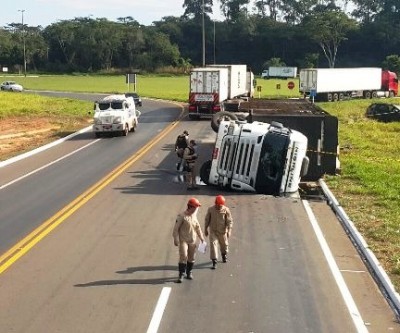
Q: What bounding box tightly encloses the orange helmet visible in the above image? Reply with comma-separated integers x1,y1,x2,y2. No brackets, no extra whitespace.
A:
188,197,201,208
215,195,225,206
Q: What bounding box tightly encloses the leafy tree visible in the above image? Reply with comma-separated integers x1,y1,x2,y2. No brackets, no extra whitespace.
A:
382,55,400,74
220,0,250,23
0,29,14,67
351,0,381,23
182,0,213,20
302,9,357,67
262,57,285,69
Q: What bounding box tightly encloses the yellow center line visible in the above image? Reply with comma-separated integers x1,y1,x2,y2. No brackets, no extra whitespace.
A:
0,113,183,275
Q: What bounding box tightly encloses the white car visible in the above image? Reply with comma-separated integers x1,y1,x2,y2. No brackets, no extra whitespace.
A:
0,81,24,92
92,94,140,137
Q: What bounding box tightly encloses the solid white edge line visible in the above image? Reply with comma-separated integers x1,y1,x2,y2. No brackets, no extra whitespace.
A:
0,139,99,190
319,179,400,317
302,200,369,333
147,287,171,333
0,125,92,168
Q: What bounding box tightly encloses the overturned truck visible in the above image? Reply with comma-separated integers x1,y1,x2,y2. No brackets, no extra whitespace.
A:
202,99,339,192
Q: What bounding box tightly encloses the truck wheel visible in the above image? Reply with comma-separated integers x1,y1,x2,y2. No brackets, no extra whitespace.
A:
371,91,378,98
211,111,238,133
122,124,129,136
333,93,339,101
189,114,200,120
389,91,395,98
200,160,212,185
339,93,344,101
364,91,371,99
327,93,333,102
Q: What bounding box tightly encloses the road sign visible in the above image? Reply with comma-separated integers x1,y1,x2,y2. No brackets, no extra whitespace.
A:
288,81,295,90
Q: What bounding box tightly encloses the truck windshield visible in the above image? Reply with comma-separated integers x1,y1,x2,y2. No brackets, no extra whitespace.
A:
98,102,123,111
255,132,289,195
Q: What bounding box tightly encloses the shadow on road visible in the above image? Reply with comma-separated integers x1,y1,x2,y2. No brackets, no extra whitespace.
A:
74,262,211,287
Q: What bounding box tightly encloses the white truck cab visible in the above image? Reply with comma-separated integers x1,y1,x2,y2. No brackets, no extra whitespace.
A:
200,119,309,196
92,94,140,137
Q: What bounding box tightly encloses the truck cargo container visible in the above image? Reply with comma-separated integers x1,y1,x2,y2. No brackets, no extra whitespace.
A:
261,66,298,79
188,64,254,119
299,68,398,102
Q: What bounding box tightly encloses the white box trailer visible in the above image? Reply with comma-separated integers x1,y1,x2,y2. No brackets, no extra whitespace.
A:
189,67,229,103
208,64,249,98
299,67,382,101
261,66,298,79
189,65,253,119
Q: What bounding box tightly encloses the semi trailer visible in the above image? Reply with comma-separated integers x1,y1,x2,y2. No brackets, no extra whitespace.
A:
299,67,398,102
188,64,254,119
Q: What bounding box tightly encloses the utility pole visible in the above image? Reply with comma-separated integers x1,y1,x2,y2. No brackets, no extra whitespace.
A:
202,0,205,66
213,20,216,64
18,9,27,77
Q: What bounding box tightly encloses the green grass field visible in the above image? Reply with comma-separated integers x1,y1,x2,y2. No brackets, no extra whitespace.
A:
1,74,301,100
1,74,400,289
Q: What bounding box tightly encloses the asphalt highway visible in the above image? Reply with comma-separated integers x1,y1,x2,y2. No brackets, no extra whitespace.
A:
0,95,398,332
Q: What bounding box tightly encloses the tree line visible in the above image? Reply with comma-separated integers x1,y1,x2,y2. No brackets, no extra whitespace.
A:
0,0,399,74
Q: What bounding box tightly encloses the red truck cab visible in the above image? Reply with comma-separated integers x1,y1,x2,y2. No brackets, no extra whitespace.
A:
381,70,398,97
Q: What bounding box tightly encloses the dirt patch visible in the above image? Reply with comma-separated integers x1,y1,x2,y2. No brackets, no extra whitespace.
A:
0,116,91,161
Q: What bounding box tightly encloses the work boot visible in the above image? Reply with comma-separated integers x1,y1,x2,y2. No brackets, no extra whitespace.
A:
211,259,217,270
177,263,186,283
222,253,228,263
186,262,194,280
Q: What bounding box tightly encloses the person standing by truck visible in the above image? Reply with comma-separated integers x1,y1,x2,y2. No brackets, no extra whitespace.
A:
175,130,189,173
183,139,198,190
175,130,189,158
204,195,233,270
172,197,205,283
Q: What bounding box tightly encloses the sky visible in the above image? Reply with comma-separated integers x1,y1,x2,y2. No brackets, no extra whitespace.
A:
1,0,225,28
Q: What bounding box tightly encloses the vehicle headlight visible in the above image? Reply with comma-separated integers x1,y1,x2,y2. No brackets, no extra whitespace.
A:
113,117,122,124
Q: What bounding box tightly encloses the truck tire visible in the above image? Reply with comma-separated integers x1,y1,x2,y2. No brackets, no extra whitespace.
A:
189,114,200,120
327,93,333,102
211,111,238,133
339,93,344,101
371,91,378,98
200,160,212,185
131,120,137,132
333,93,339,102
389,91,395,98
122,124,129,136
364,91,371,99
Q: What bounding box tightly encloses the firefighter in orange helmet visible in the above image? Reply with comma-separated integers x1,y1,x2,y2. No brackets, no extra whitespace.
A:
204,195,233,269
172,197,205,283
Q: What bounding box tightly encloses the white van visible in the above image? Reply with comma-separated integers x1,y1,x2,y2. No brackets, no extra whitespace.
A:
200,119,309,196
92,94,140,137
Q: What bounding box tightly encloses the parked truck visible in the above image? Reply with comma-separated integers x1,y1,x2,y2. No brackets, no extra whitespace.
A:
299,67,398,102
261,66,298,79
200,119,309,196
188,64,254,119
